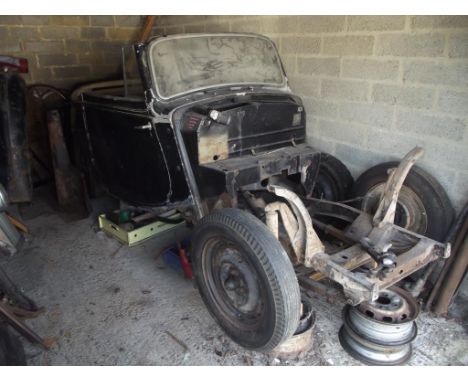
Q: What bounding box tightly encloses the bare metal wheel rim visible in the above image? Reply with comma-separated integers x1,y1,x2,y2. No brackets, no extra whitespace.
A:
201,236,266,331
346,287,419,346
361,183,428,234
339,323,412,366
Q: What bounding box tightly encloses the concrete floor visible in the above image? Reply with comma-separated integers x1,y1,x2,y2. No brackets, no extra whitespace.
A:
1,193,467,366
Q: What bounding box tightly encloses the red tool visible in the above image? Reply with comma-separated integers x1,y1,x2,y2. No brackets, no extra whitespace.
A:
178,246,193,279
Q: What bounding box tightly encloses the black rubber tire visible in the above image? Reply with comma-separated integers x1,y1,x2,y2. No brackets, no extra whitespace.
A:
312,153,354,201
352,162,454,241
192,208,301,351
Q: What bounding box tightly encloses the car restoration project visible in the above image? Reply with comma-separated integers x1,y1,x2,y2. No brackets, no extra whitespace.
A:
74,33,454,358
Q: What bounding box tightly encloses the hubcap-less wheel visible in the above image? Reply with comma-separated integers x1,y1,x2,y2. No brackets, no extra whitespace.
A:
352,162,454,242
202,239,265,330
192,208,301,351
361,183,428,234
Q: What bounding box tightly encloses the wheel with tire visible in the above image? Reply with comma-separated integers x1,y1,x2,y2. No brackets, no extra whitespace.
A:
312,153,354,201
351,162,454,241
192,208,301,351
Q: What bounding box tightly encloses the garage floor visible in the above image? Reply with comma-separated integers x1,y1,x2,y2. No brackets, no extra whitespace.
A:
1,189,467,366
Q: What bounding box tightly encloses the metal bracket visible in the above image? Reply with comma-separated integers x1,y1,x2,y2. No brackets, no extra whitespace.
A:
267,184,324,267
373,146,424,227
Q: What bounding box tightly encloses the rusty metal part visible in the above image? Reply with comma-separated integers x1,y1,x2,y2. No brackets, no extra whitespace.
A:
47,110,85,210
311,218,354,245
6,213,28,234
433,234,468,316
372,146,424,227
0,300,48,349
425,203,468,311
339,287,419,365
265,201,301,263
267,184,324,267
266,173,447,306
270,299,315,359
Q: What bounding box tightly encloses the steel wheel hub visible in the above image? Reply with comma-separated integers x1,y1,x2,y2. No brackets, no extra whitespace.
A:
339,287,419,365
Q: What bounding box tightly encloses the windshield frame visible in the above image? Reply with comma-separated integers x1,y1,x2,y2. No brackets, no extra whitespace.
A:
147,33,288,101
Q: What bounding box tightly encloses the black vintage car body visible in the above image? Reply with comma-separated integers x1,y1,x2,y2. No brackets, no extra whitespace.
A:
80,34,312,217
76,33,450,353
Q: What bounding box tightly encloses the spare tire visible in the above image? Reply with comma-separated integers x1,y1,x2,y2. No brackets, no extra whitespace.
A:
192,208,300,351
352,162,454,241
311,153,354,202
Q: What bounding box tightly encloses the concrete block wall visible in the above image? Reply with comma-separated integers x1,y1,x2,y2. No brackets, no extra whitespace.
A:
0,15,147,88
0,15,467,211
155,15,468,211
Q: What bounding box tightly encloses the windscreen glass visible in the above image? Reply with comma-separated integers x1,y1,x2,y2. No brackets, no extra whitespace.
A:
149,35,285,98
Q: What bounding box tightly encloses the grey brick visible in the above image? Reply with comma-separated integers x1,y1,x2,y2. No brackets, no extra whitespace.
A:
232,16,299,34
31,67,53,82
90,63,121,79
231,20,261,33
339,102,394,129
65,40,90,53
423,140,468,170
448,33,468,58
107,28,137,41
152,27,165,36
158,15,206,26
342,58,399,81
204,23,228,33
19,16,49,25
114,16,143,27
90,16,114,27
269,16,299,33
372,84,435,109
306,136,336,155
298,57,340,77
411,16,468,29
280,37,320,55
0,43,21,52
348,16,406,31
0,16,23,25
41,26,80,39
81,27,106,39
298,16,345,33
38,54,77,67
321,79,369,102
91,41,123,53
323,36,374,56
376,33,445,57
303,97,339,119
9,27,40,40
25,40,64,53
49,16,89,26
335,142,388,170
165,26,185,35
281,55,296,76
367,129,426,157
0,27,9,40
318,118,367,145
54,66,90,78
288,75,319,98
438,90,468,117
184,24,205,33
403,61,468,87
78,52,104,65
396,109,465,141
